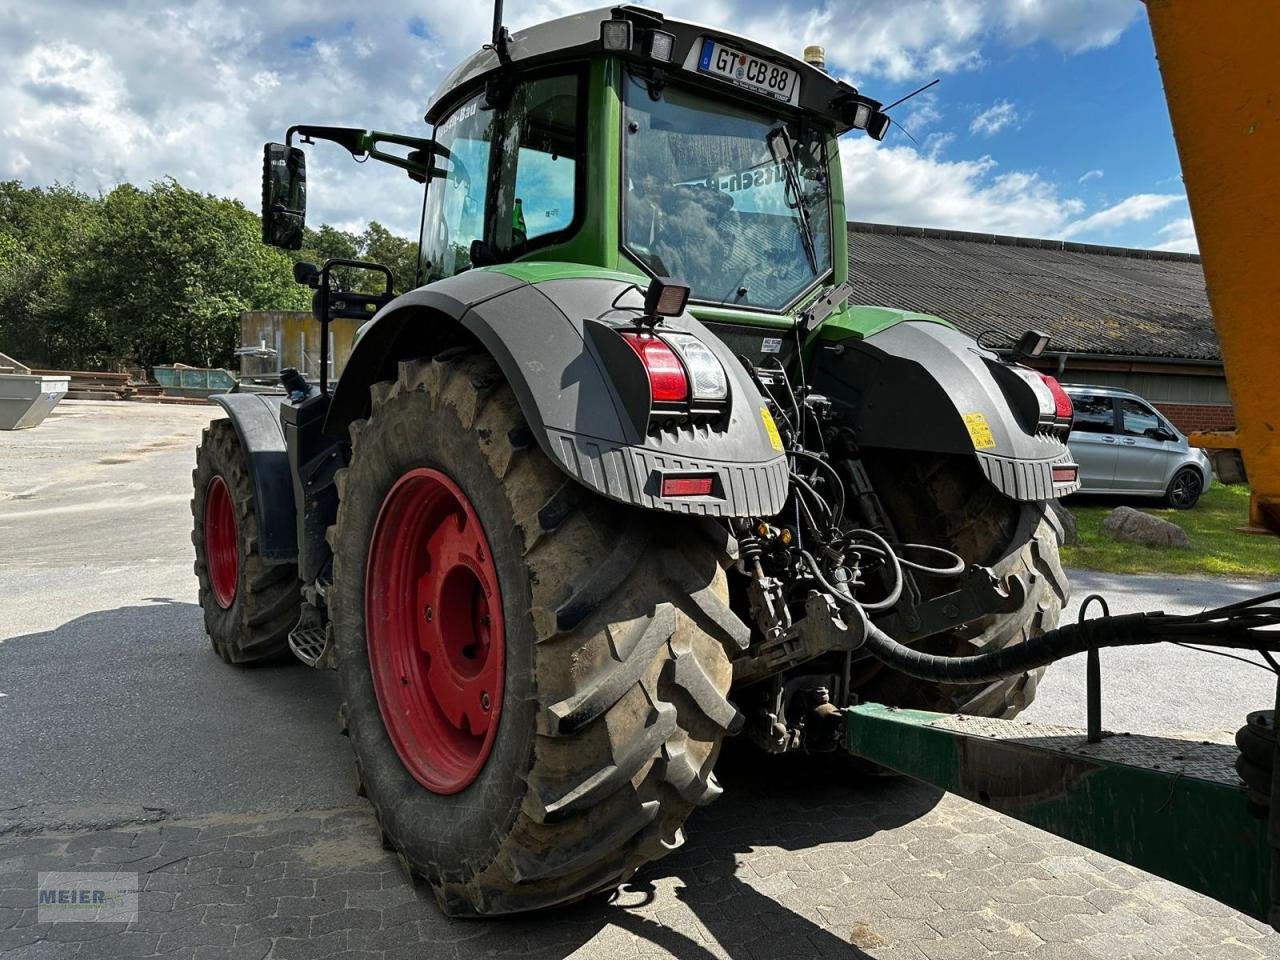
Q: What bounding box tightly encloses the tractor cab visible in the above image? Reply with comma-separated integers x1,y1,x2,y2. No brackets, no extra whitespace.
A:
263,5,889,321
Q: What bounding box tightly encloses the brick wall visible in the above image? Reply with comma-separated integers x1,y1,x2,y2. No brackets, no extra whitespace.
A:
1154,402,1236,434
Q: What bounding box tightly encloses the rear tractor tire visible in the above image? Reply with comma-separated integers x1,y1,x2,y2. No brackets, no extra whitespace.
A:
191,418,300,664
328,350,747,916
857,451,1071,719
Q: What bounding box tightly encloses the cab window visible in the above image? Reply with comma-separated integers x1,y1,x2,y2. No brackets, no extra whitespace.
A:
1120,398,1168,439
420,71,582,283
1071,394,1115,434
420,94,493,283
493,73,581,252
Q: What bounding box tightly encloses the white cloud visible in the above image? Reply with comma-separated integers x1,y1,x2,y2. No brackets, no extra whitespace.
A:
0,0,1145,237
1059,193,1182,239
1078,168,1104,184
904,92,943,131
841,136,1084,236
997,0,1140,54
969,100,1019,137
1153,216,1198,254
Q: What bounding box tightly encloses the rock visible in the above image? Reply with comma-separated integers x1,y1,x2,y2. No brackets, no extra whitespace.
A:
1048,499,1079,546
1101,505,1190,548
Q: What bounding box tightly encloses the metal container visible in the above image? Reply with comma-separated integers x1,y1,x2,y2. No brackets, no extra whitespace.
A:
152,365,238,399
0,373,70,430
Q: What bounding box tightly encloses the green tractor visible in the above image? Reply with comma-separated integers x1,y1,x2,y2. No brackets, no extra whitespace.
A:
192,4,1078,916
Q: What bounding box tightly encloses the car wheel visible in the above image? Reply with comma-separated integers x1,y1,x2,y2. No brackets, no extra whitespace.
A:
1165,466,1203,509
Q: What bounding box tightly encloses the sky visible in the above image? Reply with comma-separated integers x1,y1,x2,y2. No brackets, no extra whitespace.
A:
0,0,1197,253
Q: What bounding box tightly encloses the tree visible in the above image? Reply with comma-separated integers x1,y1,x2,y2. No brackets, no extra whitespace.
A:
293,221,418,295
0,177,418,371
72,180,308,368
0,181,105,368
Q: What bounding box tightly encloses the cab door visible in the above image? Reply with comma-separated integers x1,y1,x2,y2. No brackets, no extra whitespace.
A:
1114,397,1181,492
1066,393,1120,491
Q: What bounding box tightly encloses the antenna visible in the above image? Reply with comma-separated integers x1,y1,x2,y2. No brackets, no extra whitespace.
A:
490,0,512,64
882,77,940,113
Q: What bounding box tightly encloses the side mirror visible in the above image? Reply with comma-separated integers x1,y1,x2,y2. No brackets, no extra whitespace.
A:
292,261,320,288
261,142,307,250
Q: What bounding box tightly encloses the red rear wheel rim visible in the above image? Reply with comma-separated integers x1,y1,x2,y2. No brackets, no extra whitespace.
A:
204,474,239,609
365,468,506,794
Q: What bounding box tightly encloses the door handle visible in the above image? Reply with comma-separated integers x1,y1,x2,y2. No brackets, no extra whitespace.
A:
1122,439,1136,445
1101,437,1116,443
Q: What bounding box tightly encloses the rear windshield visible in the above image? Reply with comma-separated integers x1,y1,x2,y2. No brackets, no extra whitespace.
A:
622,71,833,311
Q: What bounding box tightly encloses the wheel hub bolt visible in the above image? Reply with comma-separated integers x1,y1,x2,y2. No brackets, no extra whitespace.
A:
481,692,491,712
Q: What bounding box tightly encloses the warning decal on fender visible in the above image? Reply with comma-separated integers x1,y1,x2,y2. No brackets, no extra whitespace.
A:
761,407,784,452
962,412,997,450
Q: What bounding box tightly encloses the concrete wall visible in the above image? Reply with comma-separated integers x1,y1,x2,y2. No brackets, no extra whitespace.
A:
239,311,362,379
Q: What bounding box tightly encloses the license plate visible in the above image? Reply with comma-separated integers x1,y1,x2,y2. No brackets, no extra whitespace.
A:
697,40,800,105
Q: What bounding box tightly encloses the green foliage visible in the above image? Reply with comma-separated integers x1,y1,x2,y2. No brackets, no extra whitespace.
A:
293,221,418,295
0,178,416,370
1060,483,1280,578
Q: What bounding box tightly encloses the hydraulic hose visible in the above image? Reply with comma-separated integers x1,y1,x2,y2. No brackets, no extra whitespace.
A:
846,602,1157,683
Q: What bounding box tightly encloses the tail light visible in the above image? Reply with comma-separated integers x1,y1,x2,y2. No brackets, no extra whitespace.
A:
662,332,729,401
1037,373,1074,421
619,331,688,403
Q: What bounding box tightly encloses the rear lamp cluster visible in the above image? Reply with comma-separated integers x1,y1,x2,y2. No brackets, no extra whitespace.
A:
1037,373,1074,421
619,330,729,405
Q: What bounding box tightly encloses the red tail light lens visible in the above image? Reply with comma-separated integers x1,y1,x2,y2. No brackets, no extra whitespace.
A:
620,331,688,403
1038,374,1074,420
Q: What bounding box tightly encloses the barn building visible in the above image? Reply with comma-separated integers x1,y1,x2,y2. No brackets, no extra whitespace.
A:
845,221,1231,436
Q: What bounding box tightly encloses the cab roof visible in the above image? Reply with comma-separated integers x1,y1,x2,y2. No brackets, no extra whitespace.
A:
425,5,876,132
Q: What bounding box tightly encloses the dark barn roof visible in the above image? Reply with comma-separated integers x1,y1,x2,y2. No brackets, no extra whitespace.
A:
845,221,1220,362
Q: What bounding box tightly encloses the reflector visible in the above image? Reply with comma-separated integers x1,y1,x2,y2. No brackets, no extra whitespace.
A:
661,475,715,497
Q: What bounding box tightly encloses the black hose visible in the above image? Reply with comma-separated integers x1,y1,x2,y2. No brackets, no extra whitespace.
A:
789,448,846,528
848,603,1158,683
842,528,902,611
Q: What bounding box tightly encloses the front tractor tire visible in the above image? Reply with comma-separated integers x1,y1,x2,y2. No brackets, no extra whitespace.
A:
192,419,301,664
328,351,745,916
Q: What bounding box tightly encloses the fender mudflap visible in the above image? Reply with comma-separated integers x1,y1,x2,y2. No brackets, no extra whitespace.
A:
326,269,790,519
210,393,298,563
812,320,1079,502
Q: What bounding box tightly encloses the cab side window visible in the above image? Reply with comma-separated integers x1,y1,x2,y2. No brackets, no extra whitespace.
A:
419,71,582,281
492,73,582,253
1120,398,1166,439
1071,395,1115,434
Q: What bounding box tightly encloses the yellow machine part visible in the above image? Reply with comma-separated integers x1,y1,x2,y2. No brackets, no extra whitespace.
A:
1145,0,1280,533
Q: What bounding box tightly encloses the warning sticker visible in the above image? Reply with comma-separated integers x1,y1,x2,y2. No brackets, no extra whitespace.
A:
761,407,784,452
962,412,997,450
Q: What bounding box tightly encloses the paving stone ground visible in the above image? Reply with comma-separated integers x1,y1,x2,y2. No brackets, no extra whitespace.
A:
4,757,1278,960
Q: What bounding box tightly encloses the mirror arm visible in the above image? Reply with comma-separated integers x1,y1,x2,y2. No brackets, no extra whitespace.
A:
286,126,436,182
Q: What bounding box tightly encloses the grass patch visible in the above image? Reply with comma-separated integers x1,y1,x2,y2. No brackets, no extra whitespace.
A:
1061,483,1280,578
